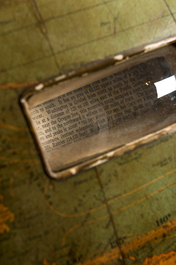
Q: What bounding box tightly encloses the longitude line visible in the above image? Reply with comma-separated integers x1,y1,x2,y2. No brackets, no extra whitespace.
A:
163,0,176,24
94,167,126,265
29,0,61,70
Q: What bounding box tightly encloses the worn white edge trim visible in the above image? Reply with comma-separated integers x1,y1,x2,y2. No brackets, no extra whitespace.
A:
54,74,66,82
114,54,124,60
144,36,176,53
35,83,44,91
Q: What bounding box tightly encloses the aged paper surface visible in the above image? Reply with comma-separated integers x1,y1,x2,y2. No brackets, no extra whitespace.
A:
2,1,176,264
29,51,176,172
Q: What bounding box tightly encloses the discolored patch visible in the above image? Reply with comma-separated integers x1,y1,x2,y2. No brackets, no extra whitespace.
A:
0,196,14,233
143,250,176,264
43,257,56,265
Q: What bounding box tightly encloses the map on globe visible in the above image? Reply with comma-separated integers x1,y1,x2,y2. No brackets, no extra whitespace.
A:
1,0,176,264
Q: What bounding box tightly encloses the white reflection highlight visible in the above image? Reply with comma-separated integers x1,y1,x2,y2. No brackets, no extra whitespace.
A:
154,75,176,99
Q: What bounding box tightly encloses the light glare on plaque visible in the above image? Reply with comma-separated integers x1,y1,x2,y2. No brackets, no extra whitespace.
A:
155,75,176,98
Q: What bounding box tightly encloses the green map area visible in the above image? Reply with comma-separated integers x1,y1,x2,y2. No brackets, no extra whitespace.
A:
1,0,176,83
1,88,176,265
1,0,176,264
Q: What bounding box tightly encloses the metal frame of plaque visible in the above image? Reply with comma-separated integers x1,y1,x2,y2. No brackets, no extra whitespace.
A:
21,38,176,179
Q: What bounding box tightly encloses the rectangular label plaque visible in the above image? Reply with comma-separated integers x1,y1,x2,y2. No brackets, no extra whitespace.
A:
21,46,176,179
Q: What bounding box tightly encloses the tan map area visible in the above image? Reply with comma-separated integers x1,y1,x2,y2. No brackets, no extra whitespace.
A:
143,250,176,264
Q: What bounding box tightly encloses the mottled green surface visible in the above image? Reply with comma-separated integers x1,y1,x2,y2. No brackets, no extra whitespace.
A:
1,0,176,83
1,87,176,265
1,1,176,265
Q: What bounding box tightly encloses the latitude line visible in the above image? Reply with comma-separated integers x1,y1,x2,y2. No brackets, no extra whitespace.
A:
61,177,176,259
39,0,124,23
53,13,173,55
0,7,174,38
76,217,176,265
0,0,119,38
1,12,174,75
44,167,176,218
